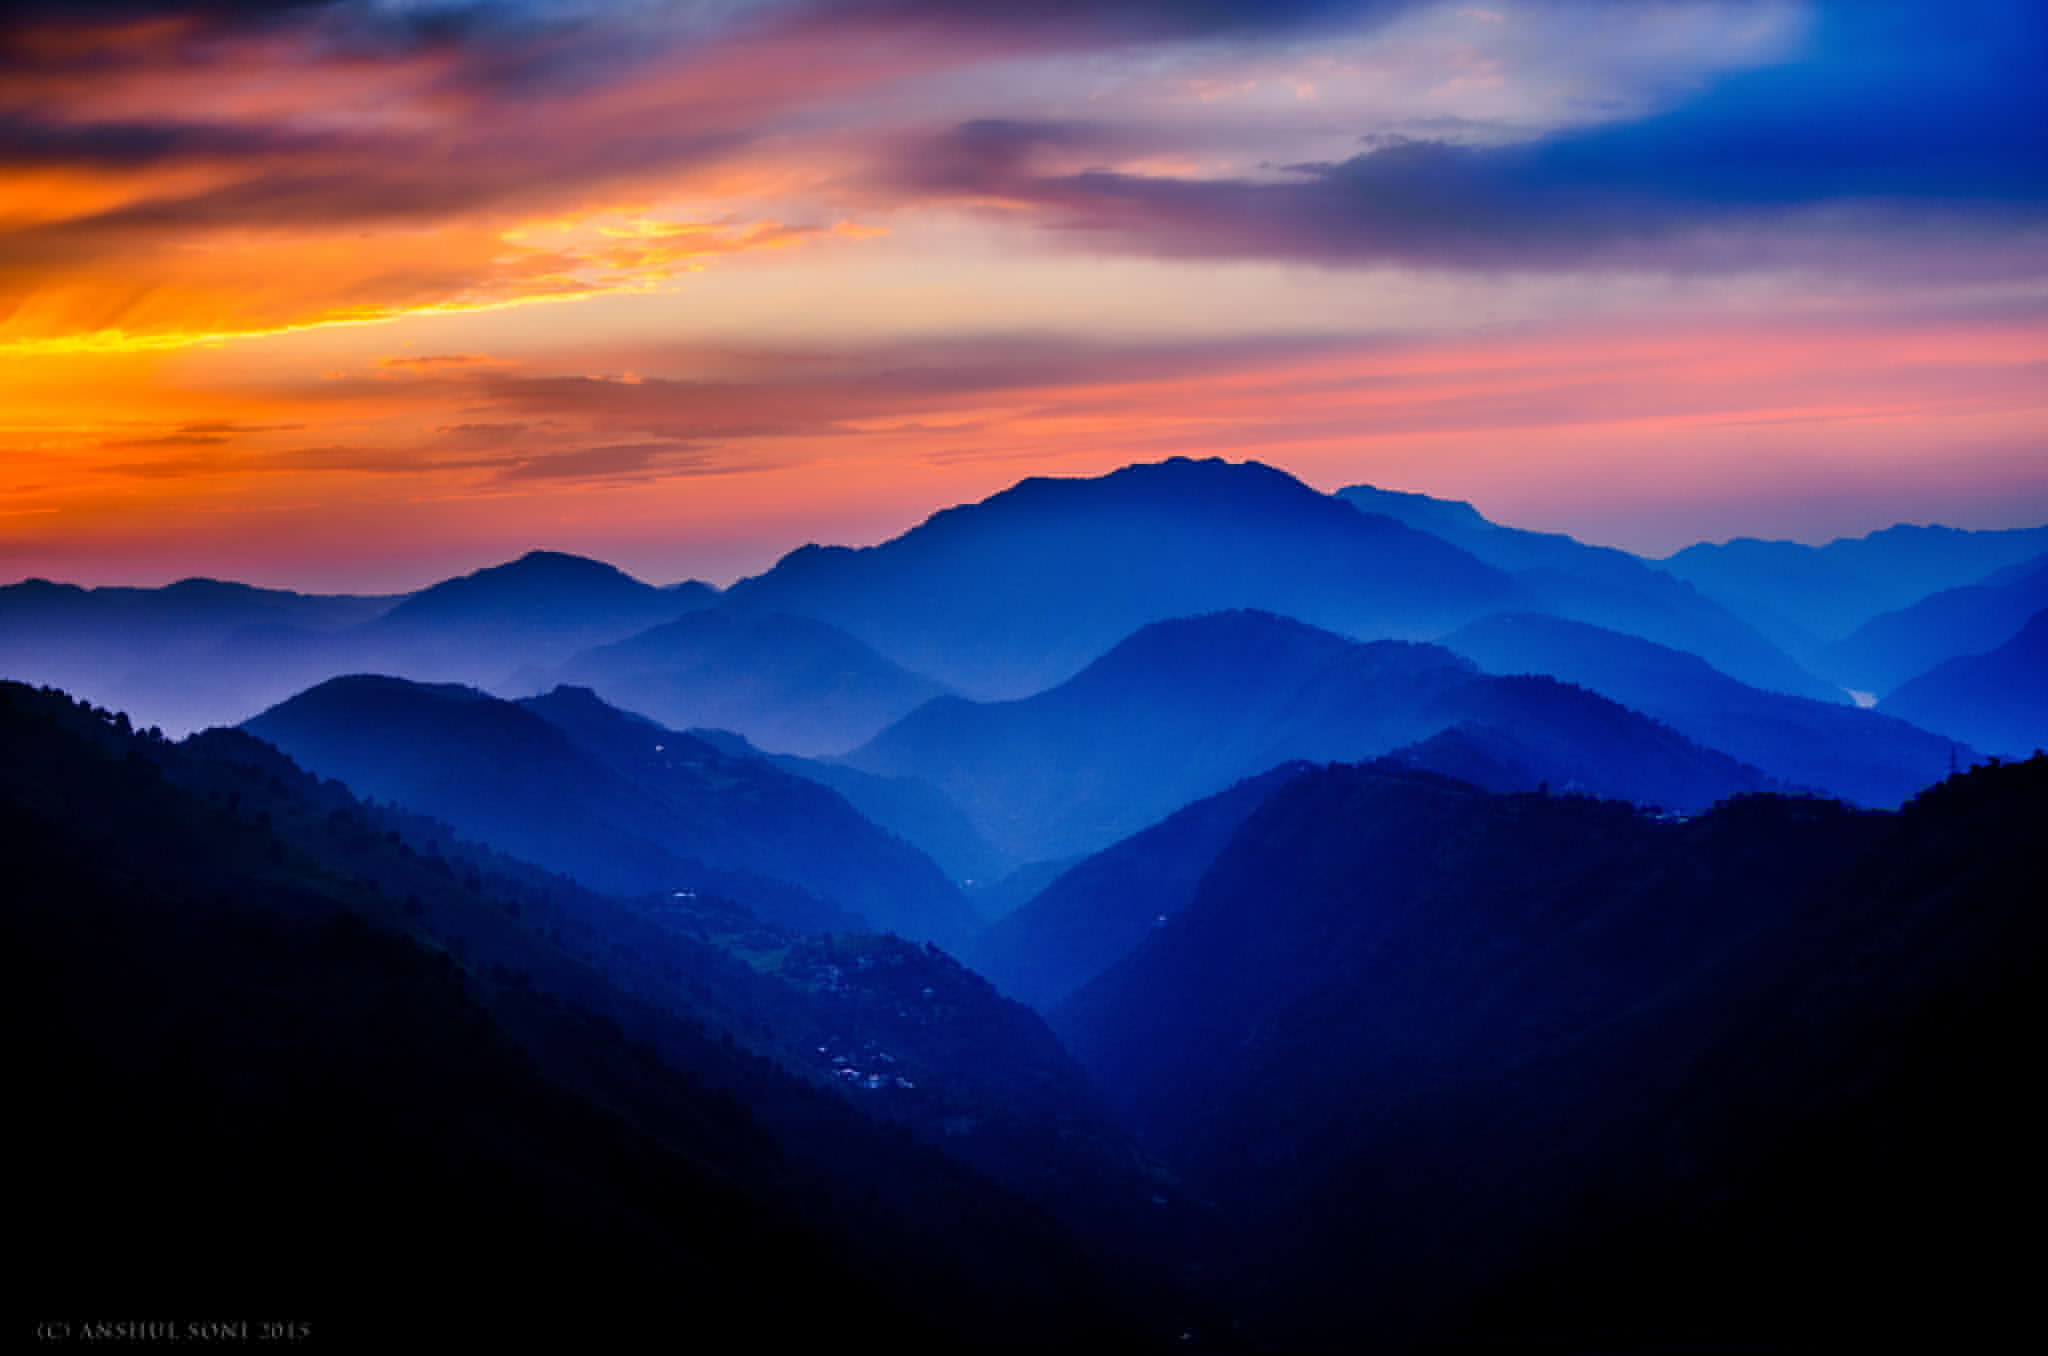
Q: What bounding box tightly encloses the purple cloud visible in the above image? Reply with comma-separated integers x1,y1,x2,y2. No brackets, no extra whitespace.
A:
868,0,2048,277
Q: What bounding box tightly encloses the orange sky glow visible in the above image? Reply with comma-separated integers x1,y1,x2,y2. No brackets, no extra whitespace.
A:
4,0,2044,590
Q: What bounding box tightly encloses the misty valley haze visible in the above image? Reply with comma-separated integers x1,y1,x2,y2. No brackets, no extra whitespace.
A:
8,456,2046,1349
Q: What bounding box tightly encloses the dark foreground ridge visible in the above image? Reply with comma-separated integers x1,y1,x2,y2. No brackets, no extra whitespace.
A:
1057,758,2048,1349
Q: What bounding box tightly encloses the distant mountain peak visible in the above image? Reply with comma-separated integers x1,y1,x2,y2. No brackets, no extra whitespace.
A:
534,681,626,712
1124,607,1339,645
1057,455,1309,497
4,577,85,599
1859,522,1964,544
413,549,648,596
1105,453,1291,481
1078,610,1368,685
924,457,1333,526
373,548,678,635
481,549,644,583
289,672,496,706
1084,608,1474,680
727,457,1521,699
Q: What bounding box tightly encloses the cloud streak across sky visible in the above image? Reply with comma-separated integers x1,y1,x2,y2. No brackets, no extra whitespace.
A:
1,0,2044,587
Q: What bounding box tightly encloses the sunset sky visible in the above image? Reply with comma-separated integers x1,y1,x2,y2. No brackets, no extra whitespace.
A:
4,0,2044,592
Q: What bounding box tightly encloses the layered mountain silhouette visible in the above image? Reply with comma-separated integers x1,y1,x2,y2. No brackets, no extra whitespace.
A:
0,575,398,734
0,574,390,642
363,549,718,677
725,457,1526,697
246,675,977,947
1658,521,2048,656
849,609,1778,864
1821,553,2048,695
1446,611,1963,806
1882,608,2048,757
0,551,717,737
548,607,948,755
5,680,1189,1348
1055,757,2048,1349
1338,483,1835,699
12,455,2046,1350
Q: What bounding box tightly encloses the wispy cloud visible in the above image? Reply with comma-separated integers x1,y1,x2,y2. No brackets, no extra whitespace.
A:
869,2,2048,277
4,0,2044,587
0,2,907,351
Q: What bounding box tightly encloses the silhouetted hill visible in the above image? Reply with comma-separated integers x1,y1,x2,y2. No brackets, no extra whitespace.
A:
367,550,708,635
520,684,978,944
206,708,1187,1303
1055,758,2048,1349
1821,554,2048,694
1882,608,2048,757
1380,720,1603,794
245,675,975,946
725,457,1525,697
969,763,1309,1011
1447,612,1962,805
850,610,1776,863
356,549,719,681
3,681,1182,1348
550,608,947,755
1659,521,2048,651
1338,484,1834,699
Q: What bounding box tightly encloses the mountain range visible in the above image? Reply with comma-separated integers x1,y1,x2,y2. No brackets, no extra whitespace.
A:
246,675,978,947
9,456,2031,756
725,457,1526,697
1658,521,2048,659
5,680,1194,1347
1883,607,2048,757
1820,554,2048,696
1445,611,1965,806
1338,483,1837,699
848,608,1780,864
545,606,947,755
9,455,2045,1349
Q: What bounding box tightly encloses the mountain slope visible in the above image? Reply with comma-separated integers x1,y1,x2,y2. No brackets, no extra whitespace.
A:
849,609,1776,863
1446,611,1962,806
725,457,1525,697
353,549,719,681
245,675,976,946
520,683,978,943
1821,554,2048,694
1881,608,2048,757
1338,483,1834,699
1658,521,2048,649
